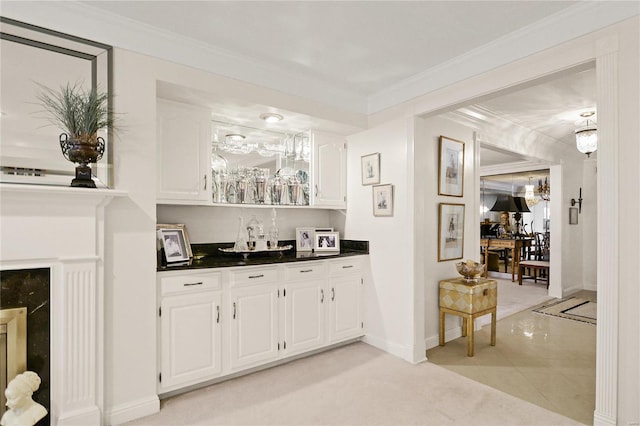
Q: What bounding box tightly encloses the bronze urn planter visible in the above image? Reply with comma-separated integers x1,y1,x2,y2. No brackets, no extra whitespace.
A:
59,133,105,188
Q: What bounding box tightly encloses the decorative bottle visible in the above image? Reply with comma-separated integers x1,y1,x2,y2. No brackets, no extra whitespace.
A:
233,216,248,252
268,208,279,249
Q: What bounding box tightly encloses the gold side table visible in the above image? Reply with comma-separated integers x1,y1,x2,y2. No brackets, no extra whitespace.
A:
439,277,497,357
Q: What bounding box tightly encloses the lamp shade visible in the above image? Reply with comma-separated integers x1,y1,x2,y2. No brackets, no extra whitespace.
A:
513,196,531,213
489,195,519,212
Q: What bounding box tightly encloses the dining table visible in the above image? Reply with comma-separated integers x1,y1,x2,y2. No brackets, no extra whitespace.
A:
480,237,533,282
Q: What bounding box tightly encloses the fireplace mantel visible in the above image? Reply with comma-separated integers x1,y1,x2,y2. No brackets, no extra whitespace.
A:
1,183,127,425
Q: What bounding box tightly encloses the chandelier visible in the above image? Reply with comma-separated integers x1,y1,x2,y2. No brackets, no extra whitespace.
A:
538,177,550,202
525,178,539,207
575,111,597,158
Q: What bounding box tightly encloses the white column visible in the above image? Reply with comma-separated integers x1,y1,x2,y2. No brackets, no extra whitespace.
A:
593,36,619,426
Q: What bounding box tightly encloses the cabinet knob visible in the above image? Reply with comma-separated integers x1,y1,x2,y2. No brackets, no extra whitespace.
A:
183,282,203,287
320,289,324,303
300,269,313,273
216,305,220,323
249,274,264,279
203,174,207,190
331,287,335,301
233,302,237,319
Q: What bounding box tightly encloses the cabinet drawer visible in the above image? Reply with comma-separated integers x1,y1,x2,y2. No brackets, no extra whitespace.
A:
230,266,278,286
160,272,221,296
284,262,326,281
329,259,361,275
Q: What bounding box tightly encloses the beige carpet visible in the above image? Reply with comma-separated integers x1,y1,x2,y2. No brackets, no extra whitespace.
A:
127,342,581,426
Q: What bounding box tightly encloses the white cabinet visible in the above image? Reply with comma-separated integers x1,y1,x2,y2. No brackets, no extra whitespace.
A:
328,259,364,343
283,262,327,356
158,272,222,392
228,267,280,370
157,256,366,395
157,99,211,203
310,130,347,208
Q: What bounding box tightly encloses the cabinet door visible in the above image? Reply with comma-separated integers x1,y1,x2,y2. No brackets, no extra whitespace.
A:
160,291,222,391
157,99,211,203
328,274,363,343
311,130,347,208
229,284,280,370
284,279,326,356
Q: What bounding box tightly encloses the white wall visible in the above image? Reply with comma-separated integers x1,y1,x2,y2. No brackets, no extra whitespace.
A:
414,115,477,350
344,118,415,361
103,49,160,424
157,205,334,243
582,158,597,291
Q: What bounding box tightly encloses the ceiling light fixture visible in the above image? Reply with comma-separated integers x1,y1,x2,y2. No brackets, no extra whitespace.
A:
259,113,284,123
525,177,539,207
575,111,597,158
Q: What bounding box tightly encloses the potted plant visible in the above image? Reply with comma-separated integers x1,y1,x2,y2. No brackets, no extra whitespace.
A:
37,82,114,188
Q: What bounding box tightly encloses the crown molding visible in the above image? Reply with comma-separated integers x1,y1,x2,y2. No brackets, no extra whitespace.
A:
0,1,368,115
3,1,637,120
367,1,640,114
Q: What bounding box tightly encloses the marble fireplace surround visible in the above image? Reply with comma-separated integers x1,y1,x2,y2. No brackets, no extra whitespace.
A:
0,184,125,425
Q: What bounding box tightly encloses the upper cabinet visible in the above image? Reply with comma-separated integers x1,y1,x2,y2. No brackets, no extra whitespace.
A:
156,100,347,209
310,130,347,209
157,99,211,204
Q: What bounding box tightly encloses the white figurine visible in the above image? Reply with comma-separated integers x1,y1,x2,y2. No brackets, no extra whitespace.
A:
1,371,47,426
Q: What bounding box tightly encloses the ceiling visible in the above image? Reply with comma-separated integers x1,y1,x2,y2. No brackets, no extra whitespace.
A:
73,1,600,167
81,1,576,98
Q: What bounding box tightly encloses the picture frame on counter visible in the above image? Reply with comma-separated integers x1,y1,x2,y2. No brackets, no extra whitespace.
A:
296,227,315,252
438,203,465,262
438,135,465,197
372,183,394,217
361,152,381,185
157,223,193,258
159,228,190,263
315,231,340,253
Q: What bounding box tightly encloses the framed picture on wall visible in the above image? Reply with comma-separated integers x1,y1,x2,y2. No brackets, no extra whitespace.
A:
372,184,394,217
438,203,465,261
438,136,465,197
361,152,381,185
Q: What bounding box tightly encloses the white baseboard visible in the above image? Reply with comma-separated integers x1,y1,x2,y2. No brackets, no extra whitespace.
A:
593,411,616,426
362,334,412,362
424,326,463,352
106,395,160,426
563,284,583,297
57,407,101,426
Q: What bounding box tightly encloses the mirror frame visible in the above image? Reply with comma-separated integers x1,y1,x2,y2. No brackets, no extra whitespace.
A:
0,17,114,187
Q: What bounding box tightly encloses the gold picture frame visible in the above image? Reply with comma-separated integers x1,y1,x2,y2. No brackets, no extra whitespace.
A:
438,203,465,261
438,136,465,197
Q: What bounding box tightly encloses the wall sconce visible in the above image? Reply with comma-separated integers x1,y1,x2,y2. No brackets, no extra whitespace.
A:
570,187,583,213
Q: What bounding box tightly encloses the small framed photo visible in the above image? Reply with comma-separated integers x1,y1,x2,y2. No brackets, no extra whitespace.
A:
372,184,394,217
438,136,465,197
361,152,380,185
569,207,579,225
296,227,315,252
315,231,340,252
438,203,465,262
159,228,190,263
157,223,193,258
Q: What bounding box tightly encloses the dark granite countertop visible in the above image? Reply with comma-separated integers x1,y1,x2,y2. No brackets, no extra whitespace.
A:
157,240,369,272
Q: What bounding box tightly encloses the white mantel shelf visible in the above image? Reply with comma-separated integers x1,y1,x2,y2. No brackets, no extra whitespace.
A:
0,183,128,200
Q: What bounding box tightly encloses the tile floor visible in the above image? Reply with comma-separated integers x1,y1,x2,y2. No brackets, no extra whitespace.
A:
428,287,597,425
